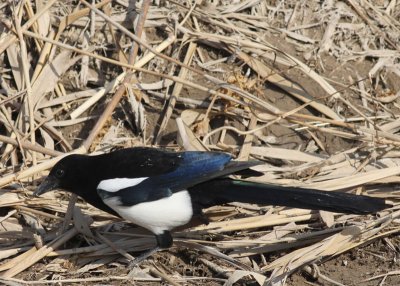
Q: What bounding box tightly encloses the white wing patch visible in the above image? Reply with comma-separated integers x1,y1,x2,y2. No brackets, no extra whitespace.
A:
97,177,148,193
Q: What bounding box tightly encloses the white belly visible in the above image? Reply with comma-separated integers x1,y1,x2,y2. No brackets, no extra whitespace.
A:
103,190,193,235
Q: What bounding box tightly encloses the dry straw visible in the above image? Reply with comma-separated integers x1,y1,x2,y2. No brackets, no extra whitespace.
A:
0,1,399,285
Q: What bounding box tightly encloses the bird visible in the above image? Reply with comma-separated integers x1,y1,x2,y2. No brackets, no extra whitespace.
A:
34,147,389,263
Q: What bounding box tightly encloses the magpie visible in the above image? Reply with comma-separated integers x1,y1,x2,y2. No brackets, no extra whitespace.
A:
34,147,388,262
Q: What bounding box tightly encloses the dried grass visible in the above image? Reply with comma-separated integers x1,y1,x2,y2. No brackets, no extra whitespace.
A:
0,0,400,285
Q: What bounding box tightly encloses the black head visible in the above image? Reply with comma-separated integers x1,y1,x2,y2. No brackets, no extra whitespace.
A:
34,154,89,197
34,153,121,217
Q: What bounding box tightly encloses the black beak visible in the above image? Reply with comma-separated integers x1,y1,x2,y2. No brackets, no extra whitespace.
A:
34,176,59,197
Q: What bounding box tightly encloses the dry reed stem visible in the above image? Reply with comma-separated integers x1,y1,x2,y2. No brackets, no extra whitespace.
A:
154,41,197,143
1,0,399,284
1,228,78,278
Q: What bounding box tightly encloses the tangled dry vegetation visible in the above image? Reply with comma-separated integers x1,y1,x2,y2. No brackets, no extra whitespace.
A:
1,0,400,285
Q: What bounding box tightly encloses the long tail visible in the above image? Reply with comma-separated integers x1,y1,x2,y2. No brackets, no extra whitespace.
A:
189,179,389,214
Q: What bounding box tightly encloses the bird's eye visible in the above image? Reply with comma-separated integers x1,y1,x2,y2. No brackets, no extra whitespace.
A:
55,169,65,178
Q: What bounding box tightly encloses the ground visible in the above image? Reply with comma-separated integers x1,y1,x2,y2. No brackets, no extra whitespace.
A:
1,1,400,285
